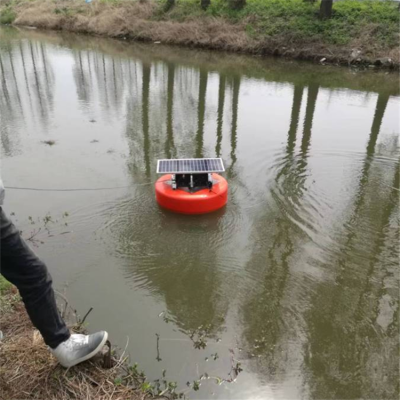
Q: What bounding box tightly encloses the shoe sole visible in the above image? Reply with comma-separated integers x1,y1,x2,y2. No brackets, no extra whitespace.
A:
65,331,109,368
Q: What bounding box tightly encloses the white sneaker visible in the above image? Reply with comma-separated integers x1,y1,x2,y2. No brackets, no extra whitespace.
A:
50,331,108,368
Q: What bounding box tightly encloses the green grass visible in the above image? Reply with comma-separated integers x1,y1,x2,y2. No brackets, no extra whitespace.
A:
0,6,16,24
163,0,399,47
0,275,12,295
1,0,398,56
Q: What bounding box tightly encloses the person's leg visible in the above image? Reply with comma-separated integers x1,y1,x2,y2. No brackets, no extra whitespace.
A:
1,207,108,367
0,207,70,348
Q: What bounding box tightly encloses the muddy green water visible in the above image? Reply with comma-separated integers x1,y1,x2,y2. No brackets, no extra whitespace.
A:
1,27,399,399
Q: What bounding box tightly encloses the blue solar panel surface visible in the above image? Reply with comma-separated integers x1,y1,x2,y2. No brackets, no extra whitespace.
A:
157,158,225,174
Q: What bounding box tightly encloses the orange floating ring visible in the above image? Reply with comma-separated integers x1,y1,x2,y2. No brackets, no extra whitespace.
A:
155,173,228,215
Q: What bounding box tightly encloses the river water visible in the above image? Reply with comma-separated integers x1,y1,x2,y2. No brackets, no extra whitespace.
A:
1,27,399,399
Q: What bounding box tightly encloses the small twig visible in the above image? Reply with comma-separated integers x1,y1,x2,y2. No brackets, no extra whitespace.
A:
103,340,113,369
25,228,42,244
155,334,162,362
78,307,93,328
112,337,130,371
54,290,70,319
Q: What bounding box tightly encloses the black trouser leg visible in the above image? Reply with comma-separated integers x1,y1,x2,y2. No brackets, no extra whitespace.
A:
0,207,70,348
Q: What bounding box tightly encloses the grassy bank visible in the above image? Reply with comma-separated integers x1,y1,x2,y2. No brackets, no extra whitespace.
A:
0,277,181,400
0,275,13,294
0,0,399,68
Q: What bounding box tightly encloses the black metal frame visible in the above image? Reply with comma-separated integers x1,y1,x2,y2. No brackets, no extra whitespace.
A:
172,173,213,192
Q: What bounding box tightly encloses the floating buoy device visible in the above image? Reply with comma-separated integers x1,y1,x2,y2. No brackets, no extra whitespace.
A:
155,158,228,214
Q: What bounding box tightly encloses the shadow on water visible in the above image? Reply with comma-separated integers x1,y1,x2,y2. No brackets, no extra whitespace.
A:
215,74,226,158
227,75,241,179
1,26,399,399
142,62,151,178
195,69,207,159
106,192,229,338
237,81,320,395
165,63,176,160
304,94,399,400
0,38,55,156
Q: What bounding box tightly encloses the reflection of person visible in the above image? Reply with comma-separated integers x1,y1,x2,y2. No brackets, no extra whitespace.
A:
0,179,108,368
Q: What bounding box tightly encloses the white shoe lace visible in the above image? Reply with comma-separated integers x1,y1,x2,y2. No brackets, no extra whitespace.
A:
63,334,89,351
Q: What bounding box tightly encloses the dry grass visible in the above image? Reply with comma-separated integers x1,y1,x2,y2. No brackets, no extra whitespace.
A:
0,287,145,400
13,0,256,52
8,0,398,67
0,0,397,67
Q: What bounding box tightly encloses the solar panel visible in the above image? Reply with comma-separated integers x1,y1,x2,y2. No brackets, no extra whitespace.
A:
157,158,225,174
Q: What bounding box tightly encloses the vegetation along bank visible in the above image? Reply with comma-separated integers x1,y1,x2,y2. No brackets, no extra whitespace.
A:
0,276,184,399
0,0,399,69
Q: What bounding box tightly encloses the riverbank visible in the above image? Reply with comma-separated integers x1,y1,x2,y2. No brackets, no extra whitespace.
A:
0,277,179,400
0,0,399,69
